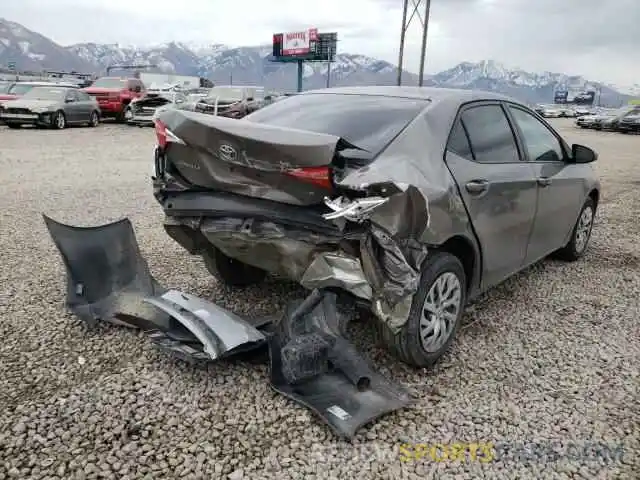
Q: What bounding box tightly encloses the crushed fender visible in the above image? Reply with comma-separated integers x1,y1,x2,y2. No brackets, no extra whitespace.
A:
268,289,411,439
43,214,267,363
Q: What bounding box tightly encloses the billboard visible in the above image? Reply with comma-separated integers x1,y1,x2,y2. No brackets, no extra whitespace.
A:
272,31,337,62
554,89,595,106
279,28,318,56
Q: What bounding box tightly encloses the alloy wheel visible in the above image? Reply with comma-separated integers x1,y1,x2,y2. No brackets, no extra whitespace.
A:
419,272,463,353
55,112,65,129
575,206,594,253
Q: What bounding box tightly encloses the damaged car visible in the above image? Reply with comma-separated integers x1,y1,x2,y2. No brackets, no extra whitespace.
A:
152,86,601,368
126,87,188,127
179,85,265,118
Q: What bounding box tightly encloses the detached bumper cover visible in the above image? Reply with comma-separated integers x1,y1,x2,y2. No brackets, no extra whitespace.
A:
43,214,408,437
269,289,411,439
42,214,266,360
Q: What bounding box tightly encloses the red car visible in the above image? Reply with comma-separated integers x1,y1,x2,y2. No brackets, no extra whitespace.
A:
82,77,146,122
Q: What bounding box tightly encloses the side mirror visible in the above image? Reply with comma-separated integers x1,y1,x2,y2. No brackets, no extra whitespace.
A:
65,98,74,103
571,144,597,163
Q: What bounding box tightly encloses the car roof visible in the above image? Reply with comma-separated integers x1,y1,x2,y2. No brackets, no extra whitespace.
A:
301,85,515,103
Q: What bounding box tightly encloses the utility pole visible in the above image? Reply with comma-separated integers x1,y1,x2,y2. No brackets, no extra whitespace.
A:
397,0,432,86
326,42,332,88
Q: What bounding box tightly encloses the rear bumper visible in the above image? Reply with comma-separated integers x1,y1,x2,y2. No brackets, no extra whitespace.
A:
128,116,155,126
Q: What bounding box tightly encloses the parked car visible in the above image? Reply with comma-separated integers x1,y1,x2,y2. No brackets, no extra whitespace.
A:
0,85,100,129
574,106,594,116
151,86,600,368
534,104,562,118
0,80,78,102
592,106,640,131
179,85,265,118
616,108,640,133
575,114,598,128
127,89,188,127
82,76,146,122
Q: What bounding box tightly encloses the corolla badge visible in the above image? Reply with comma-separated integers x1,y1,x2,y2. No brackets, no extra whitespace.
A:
218,144,237,162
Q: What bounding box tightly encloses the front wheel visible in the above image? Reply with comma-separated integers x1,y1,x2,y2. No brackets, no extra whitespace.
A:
554,198,595,261
52,111,66,129
379,251,467,367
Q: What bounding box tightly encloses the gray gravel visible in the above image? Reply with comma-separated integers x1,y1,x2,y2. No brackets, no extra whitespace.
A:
0,120,638,480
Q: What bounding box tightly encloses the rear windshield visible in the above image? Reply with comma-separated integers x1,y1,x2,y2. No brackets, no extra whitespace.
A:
245,93,429,154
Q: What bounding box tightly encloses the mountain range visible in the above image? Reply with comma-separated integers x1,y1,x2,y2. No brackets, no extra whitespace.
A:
1,18,637,106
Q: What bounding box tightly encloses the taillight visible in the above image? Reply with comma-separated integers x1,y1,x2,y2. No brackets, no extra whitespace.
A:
155,120,167,149
154,120,184,149
285,166,332,190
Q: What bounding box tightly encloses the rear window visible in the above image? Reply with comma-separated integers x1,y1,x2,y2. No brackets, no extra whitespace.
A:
245,93,429,155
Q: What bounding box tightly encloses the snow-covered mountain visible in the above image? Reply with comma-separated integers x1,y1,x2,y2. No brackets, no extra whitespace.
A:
0,18,635,105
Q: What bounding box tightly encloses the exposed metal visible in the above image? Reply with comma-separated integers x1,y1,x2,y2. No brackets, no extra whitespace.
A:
269,289,411,439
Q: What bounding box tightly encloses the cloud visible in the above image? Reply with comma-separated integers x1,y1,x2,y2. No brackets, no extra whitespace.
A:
1,0,638,84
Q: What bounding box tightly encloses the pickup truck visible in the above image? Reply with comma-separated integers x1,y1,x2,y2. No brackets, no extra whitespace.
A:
82,77,146,122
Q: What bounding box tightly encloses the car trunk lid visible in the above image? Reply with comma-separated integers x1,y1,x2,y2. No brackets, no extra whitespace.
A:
155,109,368,206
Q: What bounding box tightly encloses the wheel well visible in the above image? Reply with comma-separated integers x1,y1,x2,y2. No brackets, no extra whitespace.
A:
437,236,476,292
588,189,599,209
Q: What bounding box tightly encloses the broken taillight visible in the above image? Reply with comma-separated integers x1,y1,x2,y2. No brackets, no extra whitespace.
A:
154,120,184,149
155,119,167,148
284,166,332,190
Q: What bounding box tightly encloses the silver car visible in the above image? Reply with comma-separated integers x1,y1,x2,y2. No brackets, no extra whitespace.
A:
0,86,100,129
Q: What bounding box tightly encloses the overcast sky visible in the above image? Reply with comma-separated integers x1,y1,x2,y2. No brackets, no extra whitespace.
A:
2,0,639,85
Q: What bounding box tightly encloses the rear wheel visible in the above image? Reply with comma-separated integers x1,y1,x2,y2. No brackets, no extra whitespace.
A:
379,252,466,367
88,110,99,127
202,247,267,287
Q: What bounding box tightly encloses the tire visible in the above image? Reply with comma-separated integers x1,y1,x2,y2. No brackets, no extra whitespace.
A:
379,251,467,368
202,247,267,287
554,197,595,261
88,110,99,127
120,106,132,124
52,111,66,129
6,123,21,129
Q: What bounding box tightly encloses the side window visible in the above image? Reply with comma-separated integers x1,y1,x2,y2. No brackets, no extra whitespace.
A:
77,91,91,101
65,90,78,101
447,120,473,160
508,106,564,162
460,105,520,163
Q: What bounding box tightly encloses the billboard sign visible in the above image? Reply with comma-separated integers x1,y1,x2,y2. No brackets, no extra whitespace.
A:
281,28,318,56
554,89,595,106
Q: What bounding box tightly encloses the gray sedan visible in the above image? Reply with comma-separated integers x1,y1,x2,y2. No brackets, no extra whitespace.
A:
0,86,100,129
153,86,601,367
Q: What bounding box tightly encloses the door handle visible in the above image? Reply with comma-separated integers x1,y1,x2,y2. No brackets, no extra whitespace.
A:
465,179,489,194
537,177,552,187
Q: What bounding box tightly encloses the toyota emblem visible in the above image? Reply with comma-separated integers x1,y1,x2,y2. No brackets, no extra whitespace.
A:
218,144,237,162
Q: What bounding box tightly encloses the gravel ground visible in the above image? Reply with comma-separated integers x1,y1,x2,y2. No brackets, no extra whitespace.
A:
0,119,637,480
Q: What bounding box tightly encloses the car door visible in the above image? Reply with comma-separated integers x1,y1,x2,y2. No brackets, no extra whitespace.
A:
505,104,585,264
64,89,82,123
76,91,94,120
445,102,538,289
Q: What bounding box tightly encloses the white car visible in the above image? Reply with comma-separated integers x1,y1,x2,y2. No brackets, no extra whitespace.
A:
534,104,562,118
